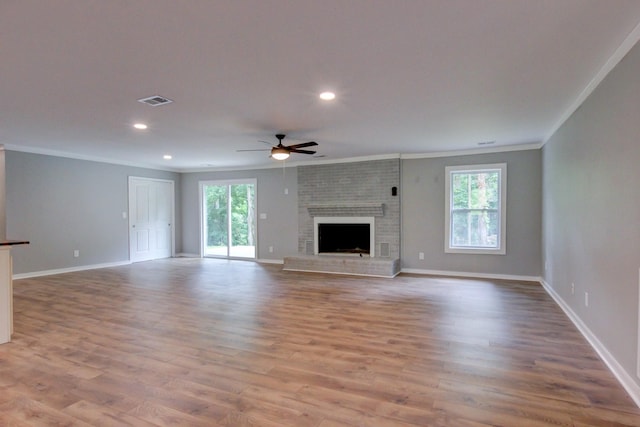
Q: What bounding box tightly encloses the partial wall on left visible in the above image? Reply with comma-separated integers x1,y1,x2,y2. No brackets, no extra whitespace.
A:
6,151,180,275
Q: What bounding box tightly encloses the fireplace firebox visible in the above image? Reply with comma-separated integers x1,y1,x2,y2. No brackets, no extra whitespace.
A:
318,223,370,255
313,216,375,257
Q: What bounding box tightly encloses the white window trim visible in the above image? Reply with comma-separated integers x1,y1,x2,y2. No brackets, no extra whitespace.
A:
444,163,506,255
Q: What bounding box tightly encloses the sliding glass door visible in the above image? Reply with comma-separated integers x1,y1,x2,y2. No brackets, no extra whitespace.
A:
201,179,256,258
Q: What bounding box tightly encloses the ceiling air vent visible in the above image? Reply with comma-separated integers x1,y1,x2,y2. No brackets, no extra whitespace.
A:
137,95,173,107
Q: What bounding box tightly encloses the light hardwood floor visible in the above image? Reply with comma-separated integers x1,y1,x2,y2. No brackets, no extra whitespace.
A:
1,258,639,426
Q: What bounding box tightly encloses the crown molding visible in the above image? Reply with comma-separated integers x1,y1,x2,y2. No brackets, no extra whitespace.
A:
4,144,180,173
400,142,542,160
544,20,640,144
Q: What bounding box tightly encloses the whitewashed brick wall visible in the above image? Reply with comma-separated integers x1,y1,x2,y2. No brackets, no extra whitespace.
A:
297,159,401,259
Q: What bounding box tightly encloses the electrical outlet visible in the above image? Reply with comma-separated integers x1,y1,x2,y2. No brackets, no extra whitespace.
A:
73,250,80,258
571,283,575,295
545,261,548,271
585,292,589,307
419,252,424,260
269,246,274,253
284,188,289,195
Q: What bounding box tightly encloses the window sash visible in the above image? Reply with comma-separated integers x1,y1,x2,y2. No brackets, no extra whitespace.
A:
445,163,506,255
450,208,499,249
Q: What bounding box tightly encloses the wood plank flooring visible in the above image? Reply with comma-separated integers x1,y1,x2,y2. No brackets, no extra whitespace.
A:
1,258,639,426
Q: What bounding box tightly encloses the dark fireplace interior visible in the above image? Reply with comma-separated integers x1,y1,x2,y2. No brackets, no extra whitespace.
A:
318,223,370,254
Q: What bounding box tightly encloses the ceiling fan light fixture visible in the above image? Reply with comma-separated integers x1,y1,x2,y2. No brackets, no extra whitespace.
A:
271,147,290,160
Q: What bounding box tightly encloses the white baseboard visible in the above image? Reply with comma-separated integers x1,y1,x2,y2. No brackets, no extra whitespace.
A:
541,279,640,408
13,260,132,280
401,268,541,283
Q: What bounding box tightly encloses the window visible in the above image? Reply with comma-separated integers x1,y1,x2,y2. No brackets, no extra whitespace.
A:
445,163,506,254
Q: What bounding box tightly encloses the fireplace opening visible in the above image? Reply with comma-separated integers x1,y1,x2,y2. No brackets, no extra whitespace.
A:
318,223,370,255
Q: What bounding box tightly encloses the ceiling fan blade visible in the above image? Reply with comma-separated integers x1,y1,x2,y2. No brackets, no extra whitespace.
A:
245,135,320,159
287,141,318,149
289,149,316,155
236,149,271,152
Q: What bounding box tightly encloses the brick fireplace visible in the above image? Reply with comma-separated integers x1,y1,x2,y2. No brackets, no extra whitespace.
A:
284,158,401,277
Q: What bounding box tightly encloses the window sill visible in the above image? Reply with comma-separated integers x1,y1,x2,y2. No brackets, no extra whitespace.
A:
445,247,506,255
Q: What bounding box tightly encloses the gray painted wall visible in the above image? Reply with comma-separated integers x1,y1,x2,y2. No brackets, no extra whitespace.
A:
9,149,542,278
542,41,640,386
180,166,298,260
402,149,541,277
6,151,181,274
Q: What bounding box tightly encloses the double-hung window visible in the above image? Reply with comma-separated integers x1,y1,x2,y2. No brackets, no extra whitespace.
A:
445,163,506,254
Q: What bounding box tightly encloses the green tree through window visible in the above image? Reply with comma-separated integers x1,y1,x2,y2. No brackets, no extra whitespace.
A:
205,185,228,247
202,180,256,258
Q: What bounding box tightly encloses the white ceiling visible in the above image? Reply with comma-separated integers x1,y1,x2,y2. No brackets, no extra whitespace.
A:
2,1,640,171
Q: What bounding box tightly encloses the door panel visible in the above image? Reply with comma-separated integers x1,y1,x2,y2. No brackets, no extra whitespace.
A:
136,230,150,251
203,184,228,257
131,180,154,260
155,181,172,254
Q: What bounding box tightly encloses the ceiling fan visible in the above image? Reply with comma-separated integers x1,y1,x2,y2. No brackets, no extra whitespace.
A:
237,134,318,160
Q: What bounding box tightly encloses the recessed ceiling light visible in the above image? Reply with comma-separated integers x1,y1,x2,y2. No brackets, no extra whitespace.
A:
133,123,148,130
319,91,336,101
163,154,172,160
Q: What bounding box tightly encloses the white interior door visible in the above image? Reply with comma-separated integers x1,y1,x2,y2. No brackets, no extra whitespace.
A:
129,177,174,262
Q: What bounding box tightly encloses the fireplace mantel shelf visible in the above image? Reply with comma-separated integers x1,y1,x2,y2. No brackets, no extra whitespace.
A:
307,204,384,217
